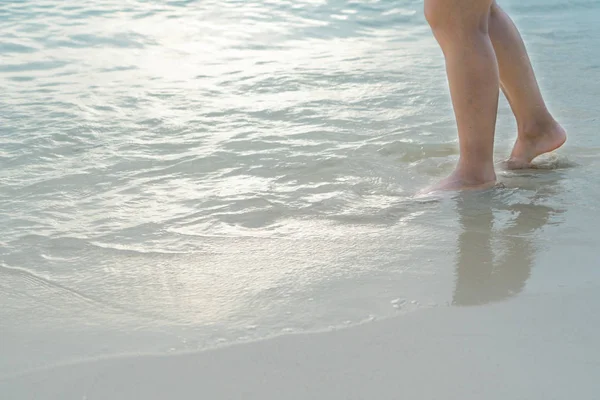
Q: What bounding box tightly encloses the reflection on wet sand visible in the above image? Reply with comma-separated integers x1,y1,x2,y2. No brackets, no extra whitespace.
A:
452,187,564,306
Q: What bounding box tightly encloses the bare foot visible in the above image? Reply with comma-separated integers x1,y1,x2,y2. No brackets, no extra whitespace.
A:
505,120,567,169
421,168,497,194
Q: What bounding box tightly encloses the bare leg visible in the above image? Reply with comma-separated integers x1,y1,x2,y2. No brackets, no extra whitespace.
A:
425,0,499,191
489,2,566,168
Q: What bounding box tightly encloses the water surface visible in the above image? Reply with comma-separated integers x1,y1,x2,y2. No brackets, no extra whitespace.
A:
2,0,600,377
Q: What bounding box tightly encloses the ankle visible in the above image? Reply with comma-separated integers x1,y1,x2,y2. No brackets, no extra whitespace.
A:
454,161,496,184
518,114,557,140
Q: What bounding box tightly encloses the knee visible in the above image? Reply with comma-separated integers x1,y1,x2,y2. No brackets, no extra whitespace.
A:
425,0,490,35
424,0,448,31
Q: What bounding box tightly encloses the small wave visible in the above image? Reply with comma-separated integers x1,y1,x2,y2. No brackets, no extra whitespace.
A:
527,154,578,170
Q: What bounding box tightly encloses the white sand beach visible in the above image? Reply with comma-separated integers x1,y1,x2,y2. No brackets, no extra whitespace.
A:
3,282,600,400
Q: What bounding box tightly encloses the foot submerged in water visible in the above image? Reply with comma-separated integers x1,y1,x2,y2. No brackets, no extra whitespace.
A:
420,168,498,194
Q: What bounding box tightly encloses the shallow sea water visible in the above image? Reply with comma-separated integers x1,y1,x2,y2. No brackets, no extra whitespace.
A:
1,0,600,376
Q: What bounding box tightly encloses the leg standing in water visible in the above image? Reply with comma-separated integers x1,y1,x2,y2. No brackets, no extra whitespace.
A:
425,0,501,190
424,0,566,191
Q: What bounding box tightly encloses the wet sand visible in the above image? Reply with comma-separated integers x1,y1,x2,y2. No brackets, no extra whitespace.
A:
3,282,599,400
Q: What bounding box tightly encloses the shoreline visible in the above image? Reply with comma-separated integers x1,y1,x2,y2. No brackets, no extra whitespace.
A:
3,283,599,400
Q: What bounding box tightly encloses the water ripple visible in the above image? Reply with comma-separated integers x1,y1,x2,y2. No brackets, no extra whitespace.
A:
1,0,599,376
